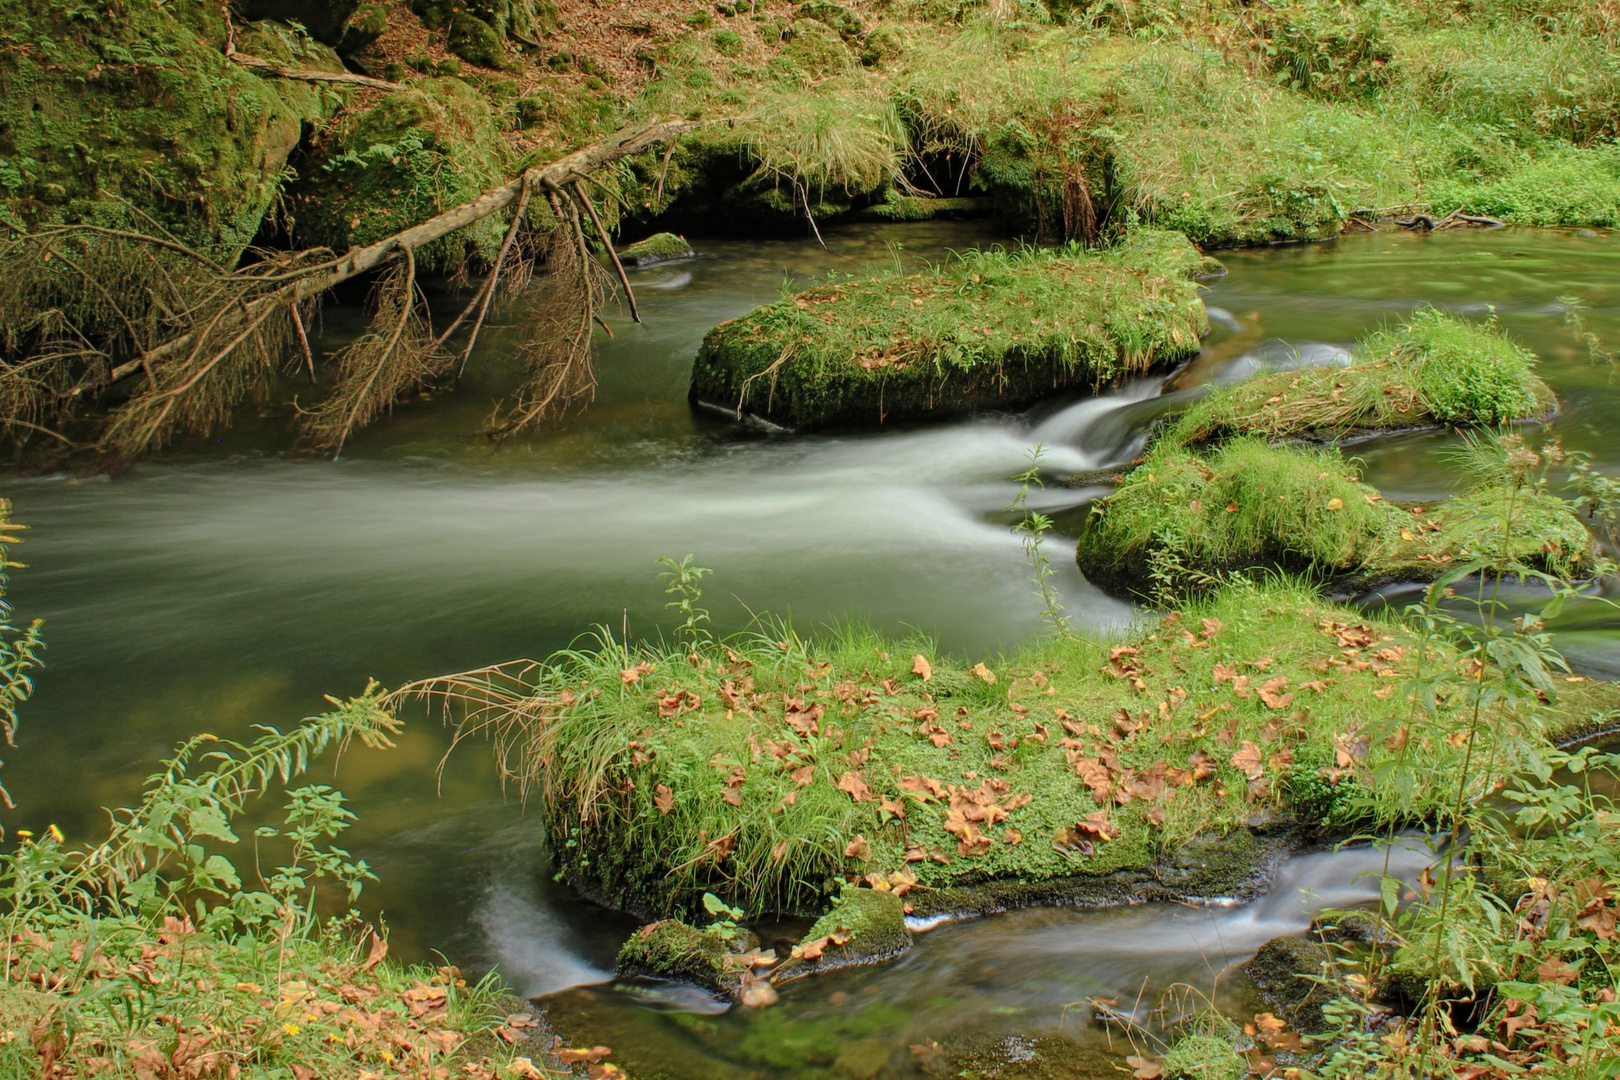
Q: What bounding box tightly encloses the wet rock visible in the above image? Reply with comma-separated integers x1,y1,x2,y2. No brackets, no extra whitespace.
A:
1243,935,1341,1033
616,919,757,998
621,232,696,266
1309,910,1388,946
773,888,911,982
931,1032,1122,1079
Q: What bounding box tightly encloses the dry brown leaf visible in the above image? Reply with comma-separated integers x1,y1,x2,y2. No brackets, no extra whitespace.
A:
912,655,933,681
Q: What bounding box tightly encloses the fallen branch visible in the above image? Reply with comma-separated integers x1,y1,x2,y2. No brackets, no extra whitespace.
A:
229,52,404,92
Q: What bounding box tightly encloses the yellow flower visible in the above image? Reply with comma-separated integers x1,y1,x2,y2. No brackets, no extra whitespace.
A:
281,1023,300,1036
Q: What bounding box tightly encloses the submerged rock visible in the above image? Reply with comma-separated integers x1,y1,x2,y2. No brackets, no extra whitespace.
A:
690,230,1212,429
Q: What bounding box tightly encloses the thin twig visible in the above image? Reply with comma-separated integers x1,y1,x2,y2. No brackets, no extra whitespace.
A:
291,304,316,384
457,182,535,379
573,180,640,324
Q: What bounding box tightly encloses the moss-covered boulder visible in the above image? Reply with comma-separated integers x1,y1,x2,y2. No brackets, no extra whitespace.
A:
0,4,342,255
1166,309,1556,448
689,230,1212,429
774,887,911,982
621,232,695,266
1075,438,1596,599
289,78,514,272
616,919,749,998
1243,935,1343,1033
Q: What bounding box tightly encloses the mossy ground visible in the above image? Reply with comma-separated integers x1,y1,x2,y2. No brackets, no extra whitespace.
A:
0,4,342,255
498,580,1620,928
690,230,1210,428
1074,438,1595,599
1164,308,1555,448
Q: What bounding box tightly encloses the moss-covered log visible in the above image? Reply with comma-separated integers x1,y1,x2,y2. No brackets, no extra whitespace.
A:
688,230,1215,430
1165,309,1556,448
1075,439,1596,600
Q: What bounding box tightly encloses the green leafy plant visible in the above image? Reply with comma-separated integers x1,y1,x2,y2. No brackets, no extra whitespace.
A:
0,498,43,820
657,554,714,645
1008,443,1071,635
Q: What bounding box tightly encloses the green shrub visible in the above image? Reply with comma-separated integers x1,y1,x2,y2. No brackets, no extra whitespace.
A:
1256,0,1395,99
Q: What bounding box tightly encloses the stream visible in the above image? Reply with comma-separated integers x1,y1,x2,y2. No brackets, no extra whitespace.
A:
4,220,1618,1077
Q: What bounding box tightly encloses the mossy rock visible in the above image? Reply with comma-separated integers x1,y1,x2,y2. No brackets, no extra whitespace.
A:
338,3,390,55
936,1033,1124,1079
856,191,991,222
860,25,907,66
1075,439,1597,600
689,230,1210,430
1243,935,1342,1033
239,0,361,44
0,4,341,256
621,232,695,266
289,77,513,272
448,14,508,69
783,19,854,78
1162,1034,1246,1080
794,1,865,41
616,919,747,997
774,888,911,982
1166,309,1556,449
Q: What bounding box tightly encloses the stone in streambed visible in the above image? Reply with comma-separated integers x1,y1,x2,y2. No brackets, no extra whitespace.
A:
615,918,754,998
689,229,1212,430
620,232,696,266
1243,934,1342,1034
772,887,911,982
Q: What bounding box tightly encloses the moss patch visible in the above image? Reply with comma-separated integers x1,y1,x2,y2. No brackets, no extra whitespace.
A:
621,231,695,265
290,78,514,273
0,4,342,255
1074,439,1596,600
775,887,911,981
689,230,1211,429
1162,1034,1246,1080
1165,309,1554,448
616,918,746,997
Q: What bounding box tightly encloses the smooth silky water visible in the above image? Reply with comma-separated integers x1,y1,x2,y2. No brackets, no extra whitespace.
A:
4,221,1617,1076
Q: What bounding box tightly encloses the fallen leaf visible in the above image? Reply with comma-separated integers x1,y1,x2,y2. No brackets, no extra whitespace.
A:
1230,740,1264,780
655,784,675,814
359,932,388,973
1127,1056,1165,1080
1326,498,1344,511
844,834,871,860
970,662,996,684
739,977,779,1008
1258,677,1293,710
557,1046,613,1065
912,655,933,681
836,771,873,802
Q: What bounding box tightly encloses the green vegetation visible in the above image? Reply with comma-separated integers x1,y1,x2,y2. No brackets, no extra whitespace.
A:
0,4,342,254
1165,309,1555,448
620,231,695,265
0,515,565,1079
391,571,1620,927
1075,436,1595,599
690,230,1211,428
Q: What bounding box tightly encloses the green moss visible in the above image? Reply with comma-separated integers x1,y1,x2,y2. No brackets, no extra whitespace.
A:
710,29,745,57
783,19,854,78
1243,935,1341,1033
621,232,695,265
492,578,1587,921
0,4,340,255
1165,309,1554,448
448,13,508,69
775,887,910,980
1162,1034,1245,1080
1075,439,1596,600
795,2,866,42
290,78,513,273
616,918,744,996
689,230,1210,429
861,25,907,67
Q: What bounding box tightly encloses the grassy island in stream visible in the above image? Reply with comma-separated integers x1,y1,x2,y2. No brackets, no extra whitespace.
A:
1075,438,1596,600
1165,309,1557,448
689,230,1214,428
396,579,1619,930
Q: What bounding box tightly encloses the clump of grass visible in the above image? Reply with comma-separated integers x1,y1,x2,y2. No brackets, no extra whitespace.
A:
1075,437,1596,598
391,577,1620,922
1164,308,1554,447
690,229,1210,428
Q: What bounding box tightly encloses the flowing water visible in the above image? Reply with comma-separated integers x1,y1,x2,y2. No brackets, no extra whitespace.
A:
4,221,1619,1076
